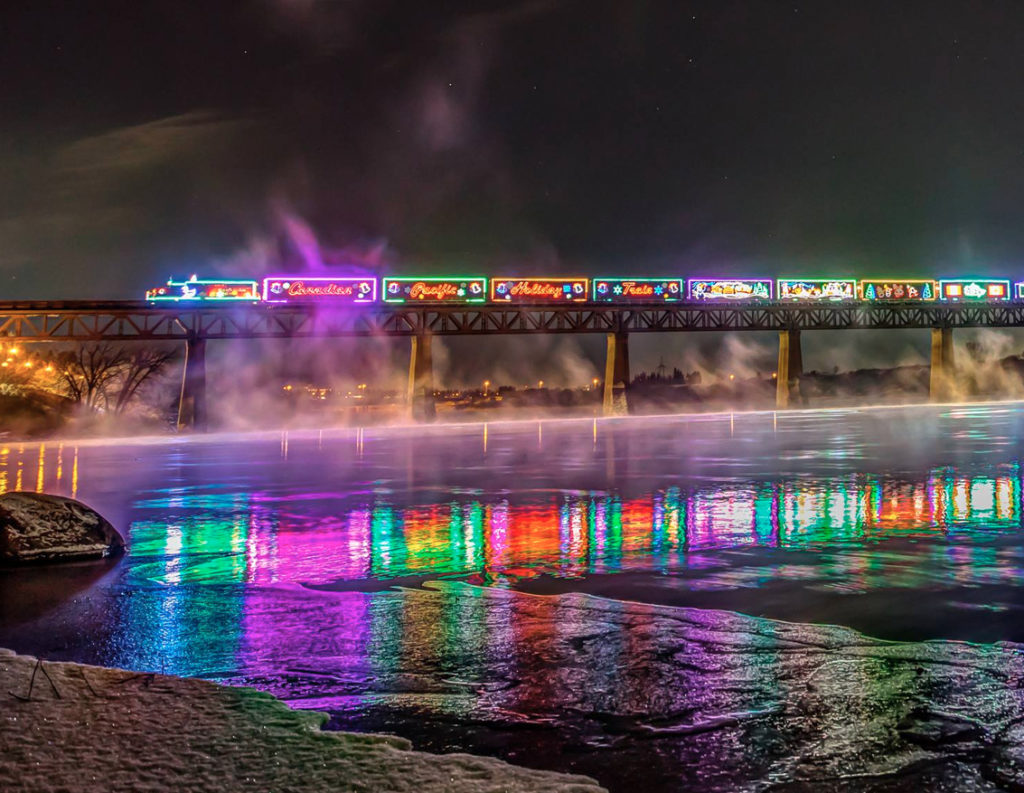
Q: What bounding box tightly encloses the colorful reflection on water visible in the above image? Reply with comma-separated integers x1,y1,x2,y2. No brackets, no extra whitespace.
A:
5,406,1024,673
1,423,1023,590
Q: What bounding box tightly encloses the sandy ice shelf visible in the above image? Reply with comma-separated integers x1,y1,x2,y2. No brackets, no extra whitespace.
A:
0,648,604,793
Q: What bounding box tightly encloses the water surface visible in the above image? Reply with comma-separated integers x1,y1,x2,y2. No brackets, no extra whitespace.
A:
5,405,1024,790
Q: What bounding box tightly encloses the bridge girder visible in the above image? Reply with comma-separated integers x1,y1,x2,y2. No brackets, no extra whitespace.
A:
0,301,1022,341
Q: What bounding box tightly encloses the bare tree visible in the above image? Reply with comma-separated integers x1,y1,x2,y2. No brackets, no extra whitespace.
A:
56,344,128,409
55,343,175,413
112,347,176,414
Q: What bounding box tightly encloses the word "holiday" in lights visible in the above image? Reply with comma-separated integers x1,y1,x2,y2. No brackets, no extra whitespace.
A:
491,278,588,302
382,277,487,303
262,277,376,303
592,278,683,302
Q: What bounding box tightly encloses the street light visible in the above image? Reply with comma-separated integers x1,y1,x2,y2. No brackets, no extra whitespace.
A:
483,379,490,395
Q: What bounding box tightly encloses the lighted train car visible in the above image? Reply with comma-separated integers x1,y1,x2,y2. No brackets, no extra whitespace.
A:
687,279,772,301
859,280,936,301
491,278,588,303
1016,282,1024,300
263,276,376,303
939,278,1010,301
592,278,683,303
777,279,856,301
145,277,259,302
383,277,487,303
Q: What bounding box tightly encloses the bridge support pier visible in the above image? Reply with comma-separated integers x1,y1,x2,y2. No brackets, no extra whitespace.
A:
929,327,956,402
177,336,208,432
776,330,803,409
603,331,630,416
408,334,436,422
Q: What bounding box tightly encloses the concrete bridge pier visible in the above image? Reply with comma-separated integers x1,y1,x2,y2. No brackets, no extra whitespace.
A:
603,331,630,416
177,336,208,432
408,334,436,422
929,327,956,402
776,330,803,409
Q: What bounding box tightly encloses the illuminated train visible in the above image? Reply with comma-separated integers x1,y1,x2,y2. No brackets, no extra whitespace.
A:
144,275,1019,305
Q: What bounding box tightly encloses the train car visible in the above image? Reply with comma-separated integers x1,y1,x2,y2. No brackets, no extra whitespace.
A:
592,278,683,303
859,280,936,301
382,277,487,303
145,276,259,302
938,278,1010,301
687,279,772,301
490,277,588,303
262,276,376,303
1015,282,1024,300
777,279,856,301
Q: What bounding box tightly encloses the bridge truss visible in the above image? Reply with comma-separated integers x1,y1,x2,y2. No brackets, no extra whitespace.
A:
1,301,1024,341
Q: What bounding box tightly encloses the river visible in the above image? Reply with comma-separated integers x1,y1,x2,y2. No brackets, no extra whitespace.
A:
5,405,1024,790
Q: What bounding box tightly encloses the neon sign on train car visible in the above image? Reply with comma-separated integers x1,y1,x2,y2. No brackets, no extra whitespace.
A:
592,278,683,303
686,279,772,301
262,277,376,303
939,279,1010,301
382,277,487,303
1016,282,1024,300
858,280,936,301
491,278,588,303
777,279,856,301
145,277,259,302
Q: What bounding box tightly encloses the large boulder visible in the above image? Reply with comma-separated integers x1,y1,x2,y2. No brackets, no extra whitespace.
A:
0,492,125,565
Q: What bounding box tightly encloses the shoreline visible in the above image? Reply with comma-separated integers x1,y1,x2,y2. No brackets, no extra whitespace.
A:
0,647,604,792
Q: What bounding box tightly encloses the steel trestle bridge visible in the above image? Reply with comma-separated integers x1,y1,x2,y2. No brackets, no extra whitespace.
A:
1,300,1024,340
0,300,1009,429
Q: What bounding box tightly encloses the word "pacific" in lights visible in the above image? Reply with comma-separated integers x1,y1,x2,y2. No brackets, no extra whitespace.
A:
383,277,487,303
939,279,1010,301
777,279,856,301
592,278,683,302
859,281,936,301
491,278,589,303
262,277,376,303
687,279,772,301
146,277,259,302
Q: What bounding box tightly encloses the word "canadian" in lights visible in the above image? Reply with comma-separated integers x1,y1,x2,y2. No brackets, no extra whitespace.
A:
262,277,376,303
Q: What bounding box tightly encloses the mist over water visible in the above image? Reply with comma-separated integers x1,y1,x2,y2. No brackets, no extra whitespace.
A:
8,405,1024,790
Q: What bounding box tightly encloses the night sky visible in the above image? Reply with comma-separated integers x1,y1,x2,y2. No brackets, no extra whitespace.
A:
5,1,1024,301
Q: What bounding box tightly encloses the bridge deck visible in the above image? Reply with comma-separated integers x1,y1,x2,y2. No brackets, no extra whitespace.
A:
0,301,1021,341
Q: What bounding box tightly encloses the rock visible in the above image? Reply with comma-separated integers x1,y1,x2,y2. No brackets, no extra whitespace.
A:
0,492,125,565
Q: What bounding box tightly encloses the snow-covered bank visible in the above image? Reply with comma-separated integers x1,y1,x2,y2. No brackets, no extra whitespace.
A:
0,648,604,793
